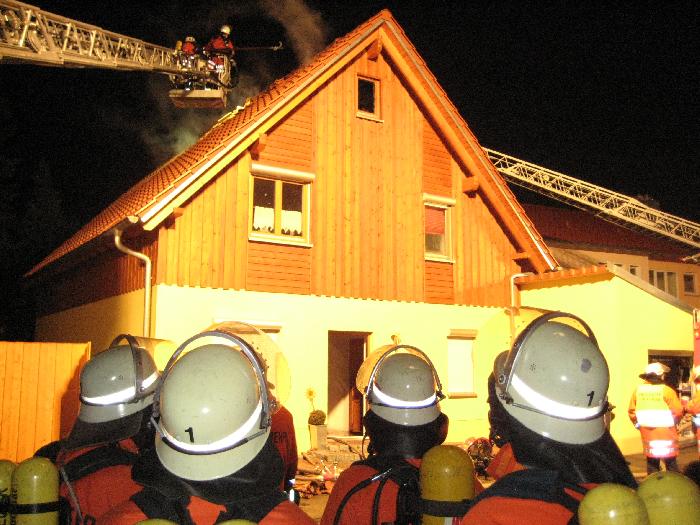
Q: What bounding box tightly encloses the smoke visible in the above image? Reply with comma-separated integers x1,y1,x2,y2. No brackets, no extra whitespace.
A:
139,0,329,163
259,0,328,65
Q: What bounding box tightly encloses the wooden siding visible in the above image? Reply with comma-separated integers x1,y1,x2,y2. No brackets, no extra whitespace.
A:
37,233,158,316
256,100,314,172
154,45,520,306
425,261,455,303
247,242,311,294
423,123,452,196
0,341,90,462
156,159,249,290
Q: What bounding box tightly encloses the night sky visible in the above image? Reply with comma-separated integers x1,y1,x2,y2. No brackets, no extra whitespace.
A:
1,1,698,337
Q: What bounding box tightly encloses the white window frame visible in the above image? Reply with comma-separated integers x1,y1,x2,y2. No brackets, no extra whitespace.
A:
356,75,382,121
649,269,678,297
249,163,314,247
423,193,455,263
446,329,477,398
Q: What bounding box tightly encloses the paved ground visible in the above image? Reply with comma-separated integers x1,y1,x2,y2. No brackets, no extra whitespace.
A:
299,442,699,523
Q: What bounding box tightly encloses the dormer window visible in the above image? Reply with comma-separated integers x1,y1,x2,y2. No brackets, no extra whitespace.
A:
357,76,380,118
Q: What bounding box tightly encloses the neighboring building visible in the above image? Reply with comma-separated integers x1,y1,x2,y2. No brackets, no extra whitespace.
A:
524,203,700,309
514,266,695,454
26,11,695,454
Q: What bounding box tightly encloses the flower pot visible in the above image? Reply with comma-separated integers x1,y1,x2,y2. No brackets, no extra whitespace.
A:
308,424,327,450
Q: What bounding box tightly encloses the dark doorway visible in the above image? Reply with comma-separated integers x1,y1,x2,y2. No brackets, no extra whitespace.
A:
327,331,369,435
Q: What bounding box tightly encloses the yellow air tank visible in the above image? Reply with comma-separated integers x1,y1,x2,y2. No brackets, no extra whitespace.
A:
0,460,16,525
419,445,475,525
578,483,649,525
10,457,58,525
636,471,700,524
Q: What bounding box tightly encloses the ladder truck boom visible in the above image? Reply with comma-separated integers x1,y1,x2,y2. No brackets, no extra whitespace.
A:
484,147,700,254
0,0,237,108
0,0,199,75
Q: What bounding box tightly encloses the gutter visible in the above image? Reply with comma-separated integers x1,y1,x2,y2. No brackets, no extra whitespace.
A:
112,217,151,337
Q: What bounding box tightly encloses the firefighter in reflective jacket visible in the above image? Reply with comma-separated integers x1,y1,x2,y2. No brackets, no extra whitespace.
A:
459,309,636,525
35,335,161,524
99,322,315,525
628,362,683,473
322,343,465,525
684,365,700,457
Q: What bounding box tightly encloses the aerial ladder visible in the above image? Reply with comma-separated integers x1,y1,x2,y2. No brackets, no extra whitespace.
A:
0,0,265,108
484,148,700,262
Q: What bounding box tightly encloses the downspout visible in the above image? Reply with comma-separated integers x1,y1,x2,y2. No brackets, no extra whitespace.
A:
113,217,151,337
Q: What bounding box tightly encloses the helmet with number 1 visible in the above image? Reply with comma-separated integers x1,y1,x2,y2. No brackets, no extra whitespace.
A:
356,344,444,426
153,322,276,481
65,334,160,450
492,310,610,445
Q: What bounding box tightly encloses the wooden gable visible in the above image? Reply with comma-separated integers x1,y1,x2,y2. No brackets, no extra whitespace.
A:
31,10,557,315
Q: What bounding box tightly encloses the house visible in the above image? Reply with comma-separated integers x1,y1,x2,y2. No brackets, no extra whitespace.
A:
26,11,694,454
523,203,700,309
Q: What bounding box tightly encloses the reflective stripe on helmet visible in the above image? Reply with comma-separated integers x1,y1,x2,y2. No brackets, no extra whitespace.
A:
372,384,437,409
160,398,263,454
81,371,158,405
636,409,675,428
510,374,603,420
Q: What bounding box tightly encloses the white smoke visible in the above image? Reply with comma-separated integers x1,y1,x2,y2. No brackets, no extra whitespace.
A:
259,0,328,64
140,0,329,162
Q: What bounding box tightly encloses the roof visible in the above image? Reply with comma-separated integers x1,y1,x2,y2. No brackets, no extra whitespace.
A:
28,10,556,277
523,203,696,262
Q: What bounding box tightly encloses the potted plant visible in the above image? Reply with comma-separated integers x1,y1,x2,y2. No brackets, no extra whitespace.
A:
306,389,327,449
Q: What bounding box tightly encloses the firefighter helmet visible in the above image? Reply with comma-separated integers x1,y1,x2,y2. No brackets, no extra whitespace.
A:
220,25,231,36
640,362,669,379
356,344,444,426
153,324,273,481
65,334,160,450
492,311,610,445
185,36,196,43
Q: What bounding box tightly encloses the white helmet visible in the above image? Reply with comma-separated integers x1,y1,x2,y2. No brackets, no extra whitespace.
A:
493,311,609,445
185,36,196,43
356,344,444,426
65,334,160,450
220,25,231,36
642,362,669,378
153,323,274,481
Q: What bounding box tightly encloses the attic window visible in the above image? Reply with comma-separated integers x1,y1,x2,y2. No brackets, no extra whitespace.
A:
423,194,455,262
357,77,379,118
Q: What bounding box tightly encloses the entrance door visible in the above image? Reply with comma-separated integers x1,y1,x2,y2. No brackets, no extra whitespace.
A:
327,332,368,435
348,338,365,434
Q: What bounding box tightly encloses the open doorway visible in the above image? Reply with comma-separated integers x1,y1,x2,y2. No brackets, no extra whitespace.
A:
327,331,369,435
648,351,693,399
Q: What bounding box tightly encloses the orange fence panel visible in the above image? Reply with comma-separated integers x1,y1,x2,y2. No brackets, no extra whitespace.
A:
0,341,90,462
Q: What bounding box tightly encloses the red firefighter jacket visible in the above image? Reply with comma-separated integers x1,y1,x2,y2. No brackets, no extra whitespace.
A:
99,498,315,524
271,405,298,489
58,439,141,524
321,457,484,525
628,382,683,458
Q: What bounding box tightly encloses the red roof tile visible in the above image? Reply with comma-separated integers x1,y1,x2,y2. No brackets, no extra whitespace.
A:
523,203,694,261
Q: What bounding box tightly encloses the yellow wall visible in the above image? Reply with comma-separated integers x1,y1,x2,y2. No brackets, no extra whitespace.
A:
520,272,694,454
151,284,499,451
35,289,145,353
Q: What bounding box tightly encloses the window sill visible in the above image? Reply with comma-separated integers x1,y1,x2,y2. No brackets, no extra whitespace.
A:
249,233,312,248
356,112,384,123
425,254,454,264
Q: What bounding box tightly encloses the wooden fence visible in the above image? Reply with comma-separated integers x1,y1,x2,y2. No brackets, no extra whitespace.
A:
0,341,91,462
